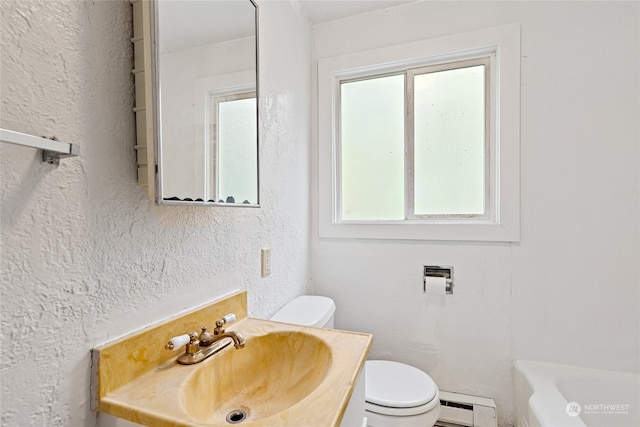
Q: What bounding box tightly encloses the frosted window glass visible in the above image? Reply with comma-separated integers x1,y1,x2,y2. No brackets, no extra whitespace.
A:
340,75,405,220
414,65,485,215
218,97,257,203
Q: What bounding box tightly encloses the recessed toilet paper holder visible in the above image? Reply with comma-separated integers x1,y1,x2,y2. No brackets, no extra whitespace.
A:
423,266,454,294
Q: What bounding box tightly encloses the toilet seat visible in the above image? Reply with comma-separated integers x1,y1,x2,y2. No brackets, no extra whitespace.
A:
365,360,440,416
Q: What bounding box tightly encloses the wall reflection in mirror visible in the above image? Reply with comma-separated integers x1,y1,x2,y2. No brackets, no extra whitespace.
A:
156,0,258,206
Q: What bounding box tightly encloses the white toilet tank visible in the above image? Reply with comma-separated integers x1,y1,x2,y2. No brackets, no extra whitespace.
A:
270,295,335,328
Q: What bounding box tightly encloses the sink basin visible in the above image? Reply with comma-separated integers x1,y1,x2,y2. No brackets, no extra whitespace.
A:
181,331,332,423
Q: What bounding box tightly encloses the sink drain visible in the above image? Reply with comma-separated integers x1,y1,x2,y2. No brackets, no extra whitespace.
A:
226,409,248,424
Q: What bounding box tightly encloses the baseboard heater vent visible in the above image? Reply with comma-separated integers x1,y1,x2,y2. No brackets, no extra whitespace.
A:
435,391,497,427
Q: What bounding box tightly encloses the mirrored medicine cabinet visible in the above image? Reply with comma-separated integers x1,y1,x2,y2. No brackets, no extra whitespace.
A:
131,0,259,206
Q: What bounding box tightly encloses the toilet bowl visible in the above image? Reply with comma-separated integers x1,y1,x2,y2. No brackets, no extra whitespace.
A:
365,360,440,427
271,296,441,427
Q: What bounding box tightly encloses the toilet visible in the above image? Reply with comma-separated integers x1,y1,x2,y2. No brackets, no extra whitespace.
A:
271,295,441,427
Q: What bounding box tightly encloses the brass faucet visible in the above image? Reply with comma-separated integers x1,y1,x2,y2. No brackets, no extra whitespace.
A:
165,314,245,365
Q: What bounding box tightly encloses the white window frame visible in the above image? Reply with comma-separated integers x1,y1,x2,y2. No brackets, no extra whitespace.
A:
317,24,520,242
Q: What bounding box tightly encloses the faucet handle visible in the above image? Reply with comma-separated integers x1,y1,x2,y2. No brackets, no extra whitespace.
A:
165,332,201,356
214,313,237,335
217,313,236,325
165,334,190,350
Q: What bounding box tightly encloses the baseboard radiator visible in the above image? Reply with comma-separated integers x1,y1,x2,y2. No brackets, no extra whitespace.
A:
435,391,497,427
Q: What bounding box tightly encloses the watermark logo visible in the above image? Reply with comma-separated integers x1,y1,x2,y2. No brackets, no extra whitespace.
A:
566,402,581,417
565,401,630,417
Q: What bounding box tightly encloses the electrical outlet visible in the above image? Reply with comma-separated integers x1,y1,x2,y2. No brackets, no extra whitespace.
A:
261,248,271,277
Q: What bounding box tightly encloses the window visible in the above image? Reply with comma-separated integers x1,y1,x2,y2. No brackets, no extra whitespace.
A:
211,91,257,204
340,57,489,221
193,70,257,204
318,24,520,241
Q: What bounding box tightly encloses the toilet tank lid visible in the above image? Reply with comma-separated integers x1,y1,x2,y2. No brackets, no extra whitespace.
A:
270,295,336,327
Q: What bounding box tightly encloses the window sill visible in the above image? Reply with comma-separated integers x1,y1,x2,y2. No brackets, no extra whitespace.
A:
319,219,519,242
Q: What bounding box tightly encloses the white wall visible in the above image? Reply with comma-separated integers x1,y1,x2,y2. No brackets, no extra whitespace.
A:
311,2,639,426
0,0,311,425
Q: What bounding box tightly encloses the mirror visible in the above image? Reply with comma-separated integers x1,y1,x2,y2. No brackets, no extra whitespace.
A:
151,0,259,206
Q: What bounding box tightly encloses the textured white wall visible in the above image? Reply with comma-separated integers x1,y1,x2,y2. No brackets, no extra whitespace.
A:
311,2,639,426
0,0,311,425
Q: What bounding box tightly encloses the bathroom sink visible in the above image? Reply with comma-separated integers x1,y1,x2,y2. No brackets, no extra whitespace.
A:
181,331,332,424
94,292,372,427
